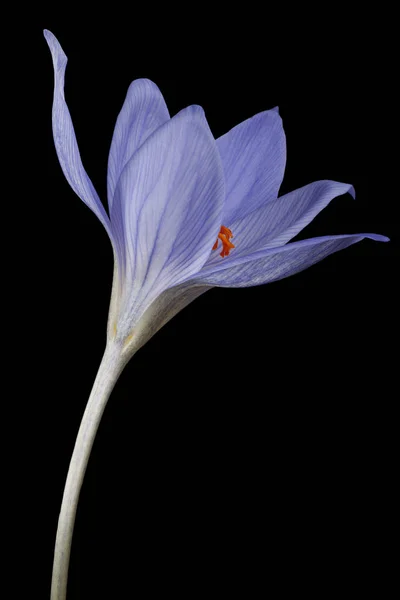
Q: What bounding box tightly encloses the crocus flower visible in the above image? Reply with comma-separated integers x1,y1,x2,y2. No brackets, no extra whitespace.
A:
44,30,388,362
44,29,388,600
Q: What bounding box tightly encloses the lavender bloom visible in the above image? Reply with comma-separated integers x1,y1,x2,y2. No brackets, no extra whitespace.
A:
44,30,388,360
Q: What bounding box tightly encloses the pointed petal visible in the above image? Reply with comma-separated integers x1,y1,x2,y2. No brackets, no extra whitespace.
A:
217,108,286,224
204,180,355,267
113,105,225,328
43,30,112,237
193,234,389,287
107,79,170,210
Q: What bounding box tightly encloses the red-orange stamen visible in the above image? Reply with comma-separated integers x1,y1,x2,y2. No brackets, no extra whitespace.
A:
212,225,235,257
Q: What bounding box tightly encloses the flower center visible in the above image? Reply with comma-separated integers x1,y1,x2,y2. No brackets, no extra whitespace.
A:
212,225,235,257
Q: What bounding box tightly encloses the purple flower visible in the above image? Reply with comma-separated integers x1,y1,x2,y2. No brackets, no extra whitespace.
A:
44,30,388,359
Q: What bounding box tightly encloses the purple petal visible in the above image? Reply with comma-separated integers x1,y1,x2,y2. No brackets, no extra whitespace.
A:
217,108,286,224
204,180,355,267
107,79,170,211
193,234,389,287
43,30,112,238
113,105,225,328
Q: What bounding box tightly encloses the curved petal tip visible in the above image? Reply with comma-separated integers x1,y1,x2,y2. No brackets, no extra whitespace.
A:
43,29,67,71
348,185,356,199
184,104,206,119
370,234,390,242
43,29,58,46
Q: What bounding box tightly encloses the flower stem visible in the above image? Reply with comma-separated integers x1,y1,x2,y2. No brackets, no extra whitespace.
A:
50,342,125,600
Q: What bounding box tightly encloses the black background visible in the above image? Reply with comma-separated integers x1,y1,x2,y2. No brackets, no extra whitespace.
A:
17,10,397,599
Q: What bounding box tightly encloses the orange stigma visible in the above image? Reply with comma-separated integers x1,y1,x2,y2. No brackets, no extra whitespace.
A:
212,225,235,257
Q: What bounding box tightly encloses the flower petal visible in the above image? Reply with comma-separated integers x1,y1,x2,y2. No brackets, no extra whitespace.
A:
113,105,225,332
193,234,389,287
107,79,170,211
43,30,112,238
217,108,286,224
120,282,212,357
203,180,355,267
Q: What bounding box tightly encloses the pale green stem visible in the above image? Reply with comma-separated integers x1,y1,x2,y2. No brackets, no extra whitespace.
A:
50,342,126,600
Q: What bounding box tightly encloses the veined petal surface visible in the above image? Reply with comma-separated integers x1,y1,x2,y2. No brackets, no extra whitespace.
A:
121,282,212,358
107,79,170,210
193,234,389,287
44,30,112,238
203,180,355,267
217,108,286,224
113,105,225,334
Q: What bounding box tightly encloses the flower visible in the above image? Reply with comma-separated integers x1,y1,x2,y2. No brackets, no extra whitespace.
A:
44,30,388,361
